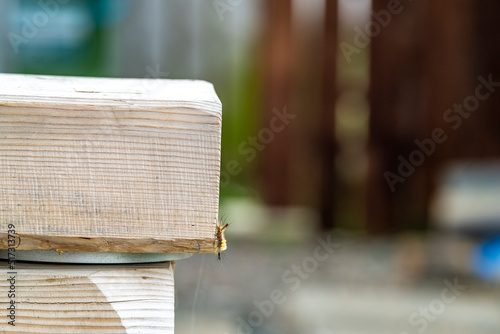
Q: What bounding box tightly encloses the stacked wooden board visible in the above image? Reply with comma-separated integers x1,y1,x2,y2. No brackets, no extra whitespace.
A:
0,74,223,333
0,74,222,254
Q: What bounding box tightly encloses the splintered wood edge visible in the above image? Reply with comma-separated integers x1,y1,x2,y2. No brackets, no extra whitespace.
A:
0,233,216,254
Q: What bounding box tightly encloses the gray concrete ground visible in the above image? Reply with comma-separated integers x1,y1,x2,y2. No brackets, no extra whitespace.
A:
175,234,500,334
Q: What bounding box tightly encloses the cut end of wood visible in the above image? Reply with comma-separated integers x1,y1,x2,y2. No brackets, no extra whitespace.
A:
1,261,175,333
0,74,222,254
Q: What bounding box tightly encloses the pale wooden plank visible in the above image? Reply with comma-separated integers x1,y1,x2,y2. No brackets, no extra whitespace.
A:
0,74,221,253
0,261,174,333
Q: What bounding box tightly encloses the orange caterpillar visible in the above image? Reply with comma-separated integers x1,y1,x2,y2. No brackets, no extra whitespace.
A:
215,221,229,260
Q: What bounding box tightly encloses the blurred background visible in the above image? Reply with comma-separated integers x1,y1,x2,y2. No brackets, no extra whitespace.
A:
2,0,500,333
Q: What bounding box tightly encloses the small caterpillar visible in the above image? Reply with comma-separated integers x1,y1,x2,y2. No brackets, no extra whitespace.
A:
215,221,229,260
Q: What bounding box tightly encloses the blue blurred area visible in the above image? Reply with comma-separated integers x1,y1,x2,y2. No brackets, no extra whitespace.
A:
6,0,116,75
473,235,500,281
89,0,133,27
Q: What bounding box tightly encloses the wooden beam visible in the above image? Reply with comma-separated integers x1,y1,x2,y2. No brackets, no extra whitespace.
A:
473,1,500,156
261,0,293,206
367,0,430,233
1,261,174,332
0,74,221,254
319,0,338,230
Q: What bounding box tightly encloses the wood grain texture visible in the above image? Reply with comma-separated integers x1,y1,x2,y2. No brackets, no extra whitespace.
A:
0,261,174,333
0,74,222,253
